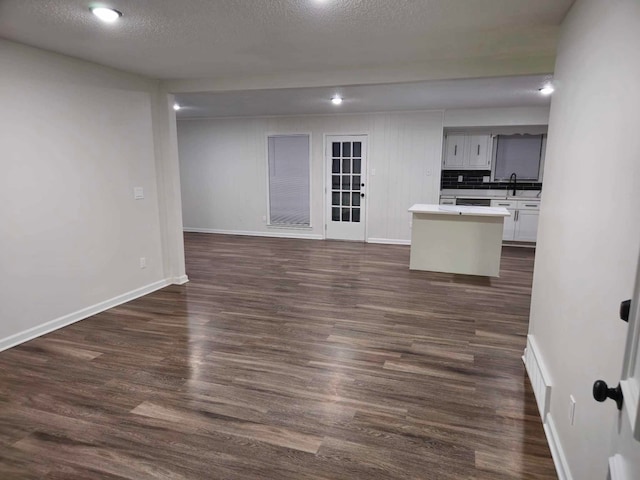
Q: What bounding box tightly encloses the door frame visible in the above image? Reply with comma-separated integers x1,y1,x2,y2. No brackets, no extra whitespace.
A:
323,133,369,241
619,249,640,440
264,132,313,229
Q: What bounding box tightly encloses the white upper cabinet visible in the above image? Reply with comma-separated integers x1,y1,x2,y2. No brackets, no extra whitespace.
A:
443,134,492,170
443,134,466,168
467,135,491,169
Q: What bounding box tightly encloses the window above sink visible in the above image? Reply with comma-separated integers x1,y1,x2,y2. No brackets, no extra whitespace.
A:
492,134,546,182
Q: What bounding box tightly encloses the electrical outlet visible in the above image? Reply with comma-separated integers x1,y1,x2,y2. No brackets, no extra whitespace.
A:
262,215,267,222
457,175,463,182
483,176,490,183
371,168,376,176
569,395,576,426
139,257,146,269
134,187,144,200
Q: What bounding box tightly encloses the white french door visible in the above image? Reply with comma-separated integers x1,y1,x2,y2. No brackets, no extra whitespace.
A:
325,135,367,241
606,252,640,479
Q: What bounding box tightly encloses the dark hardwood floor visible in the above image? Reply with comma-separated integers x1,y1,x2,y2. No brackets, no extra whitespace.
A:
0,233,556,479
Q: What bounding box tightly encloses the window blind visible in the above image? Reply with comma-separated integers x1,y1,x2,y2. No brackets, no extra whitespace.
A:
267,135,310,226
494,134,543,181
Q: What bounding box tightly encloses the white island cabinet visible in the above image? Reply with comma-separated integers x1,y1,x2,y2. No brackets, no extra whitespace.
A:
408,204,510,277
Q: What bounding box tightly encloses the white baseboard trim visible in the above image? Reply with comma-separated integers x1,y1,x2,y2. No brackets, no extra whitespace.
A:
608,454,628,480
0,278,171,353
523,335,572,480
523,334,552,421
503,241,536,249
185,229,412,245
367,238,411,245
184,227,323,240
173,275,189,285
543,413,573,480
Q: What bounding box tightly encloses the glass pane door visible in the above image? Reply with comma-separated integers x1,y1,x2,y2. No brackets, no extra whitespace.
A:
331,141,362,224
326,136,367,241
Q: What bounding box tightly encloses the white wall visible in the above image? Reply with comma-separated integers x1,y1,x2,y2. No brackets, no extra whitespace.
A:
443,106,550,127
0,40,186,348
150,90,189,284
163,56,555,94
528,0,640,478
177,111,445,243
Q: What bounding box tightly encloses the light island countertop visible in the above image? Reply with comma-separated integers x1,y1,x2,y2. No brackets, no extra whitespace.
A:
408,204,510,217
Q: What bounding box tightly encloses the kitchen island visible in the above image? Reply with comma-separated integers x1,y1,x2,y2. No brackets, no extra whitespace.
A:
408,204,510,277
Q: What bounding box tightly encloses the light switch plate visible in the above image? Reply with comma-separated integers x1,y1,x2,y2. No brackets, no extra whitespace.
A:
569,395,576,426
483,176,491,182
134,187,144,200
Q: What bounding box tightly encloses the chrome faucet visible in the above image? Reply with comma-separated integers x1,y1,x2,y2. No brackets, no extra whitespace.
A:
508,173,517,196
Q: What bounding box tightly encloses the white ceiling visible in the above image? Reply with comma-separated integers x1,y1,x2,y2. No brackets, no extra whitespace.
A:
0,0,574,81
175,75,552,118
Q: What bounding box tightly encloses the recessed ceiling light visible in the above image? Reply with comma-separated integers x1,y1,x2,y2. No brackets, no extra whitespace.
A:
331,95,343,105
539,84,554,95
91,7,122,23
173,103,181,111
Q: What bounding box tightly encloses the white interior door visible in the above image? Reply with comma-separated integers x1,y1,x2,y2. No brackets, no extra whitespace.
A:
325,135,367,241
604,253,640,480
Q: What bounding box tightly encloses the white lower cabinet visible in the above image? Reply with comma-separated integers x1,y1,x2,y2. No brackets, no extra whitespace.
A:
503,209,517,241
490,199,540,242
514,210,539,242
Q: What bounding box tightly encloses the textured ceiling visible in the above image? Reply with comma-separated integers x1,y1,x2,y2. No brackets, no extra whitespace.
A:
175,75,552,118
0,0,574,81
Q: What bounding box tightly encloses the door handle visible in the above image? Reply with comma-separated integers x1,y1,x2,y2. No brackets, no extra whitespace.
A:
620,299,631,322
360,193,365,198
592,380,623,410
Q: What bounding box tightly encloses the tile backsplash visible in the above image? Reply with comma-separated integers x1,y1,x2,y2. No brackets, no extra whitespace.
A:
441,170,542,190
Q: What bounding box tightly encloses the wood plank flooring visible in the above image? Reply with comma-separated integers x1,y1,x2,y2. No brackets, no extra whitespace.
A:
0,233,556,479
